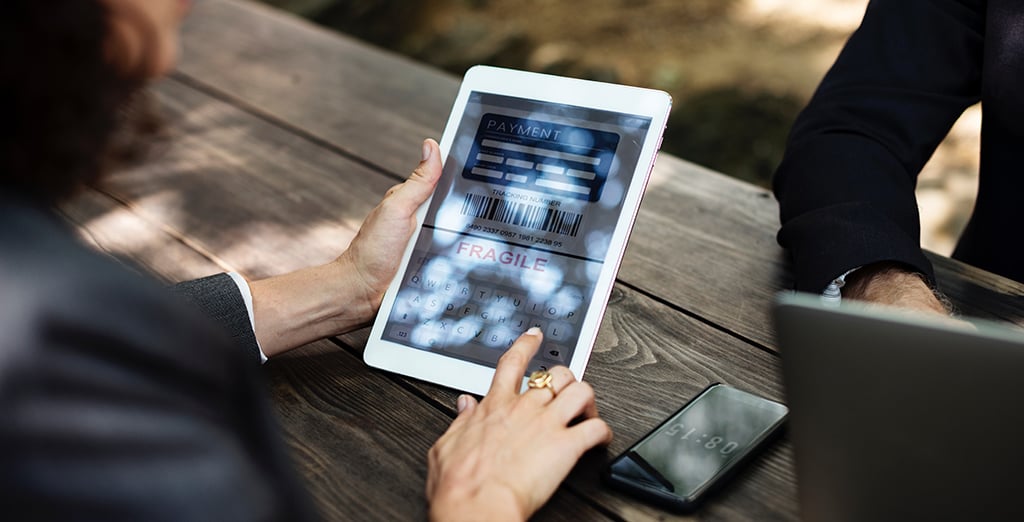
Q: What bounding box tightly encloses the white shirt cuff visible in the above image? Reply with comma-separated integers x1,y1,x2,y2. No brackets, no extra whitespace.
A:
820,267,861,307
227,271,268,364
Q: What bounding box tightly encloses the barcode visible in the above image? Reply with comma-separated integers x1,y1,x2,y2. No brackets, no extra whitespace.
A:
460,194,582,237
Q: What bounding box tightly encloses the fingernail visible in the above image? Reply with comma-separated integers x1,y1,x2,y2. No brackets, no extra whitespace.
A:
456,394,470,413
525,326,542,336
422,139,432,162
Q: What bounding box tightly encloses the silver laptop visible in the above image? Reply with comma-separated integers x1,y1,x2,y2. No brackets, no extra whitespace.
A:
773,292,1024,522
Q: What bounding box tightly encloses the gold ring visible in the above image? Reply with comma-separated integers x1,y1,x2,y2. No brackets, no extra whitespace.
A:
527,370,557,398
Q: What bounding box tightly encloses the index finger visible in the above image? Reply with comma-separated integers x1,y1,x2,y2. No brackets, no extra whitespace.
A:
487,327,544,397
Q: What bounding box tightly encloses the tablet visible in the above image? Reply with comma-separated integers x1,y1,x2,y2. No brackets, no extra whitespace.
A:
365,65,671,395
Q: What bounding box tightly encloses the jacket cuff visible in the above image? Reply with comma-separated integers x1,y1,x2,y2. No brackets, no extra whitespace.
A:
777,201,936,292
169,273,265,364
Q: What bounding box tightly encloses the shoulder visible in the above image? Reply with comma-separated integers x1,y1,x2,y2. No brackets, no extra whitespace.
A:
0,199,309,519
0,198,240,391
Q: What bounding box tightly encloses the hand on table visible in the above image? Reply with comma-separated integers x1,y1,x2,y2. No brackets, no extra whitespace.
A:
249,139,442,357
427,328,613,522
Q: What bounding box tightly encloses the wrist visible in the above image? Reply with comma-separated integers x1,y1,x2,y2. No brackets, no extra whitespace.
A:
330,252,382,327
842,262,949,315
249,260,377,357
429,485,525,522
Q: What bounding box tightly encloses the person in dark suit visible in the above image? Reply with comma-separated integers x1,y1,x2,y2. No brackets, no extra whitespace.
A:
0,1,611,520
772,0,1021,314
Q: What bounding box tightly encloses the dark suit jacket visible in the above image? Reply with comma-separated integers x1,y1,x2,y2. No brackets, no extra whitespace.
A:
773,0,1024,292
0,194,317,521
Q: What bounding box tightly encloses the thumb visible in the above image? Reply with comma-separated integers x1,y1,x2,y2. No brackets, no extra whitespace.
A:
393,139,442,208
456,394,478,416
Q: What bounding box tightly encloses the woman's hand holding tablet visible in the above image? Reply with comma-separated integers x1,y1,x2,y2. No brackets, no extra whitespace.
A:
365,66,672,394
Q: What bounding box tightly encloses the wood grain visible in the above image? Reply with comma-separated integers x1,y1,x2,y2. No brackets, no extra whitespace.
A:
566,285,798,521
104,53,799,520
268,340,613,521
174,0,1024,349
63,169,610,521
60,1,1024,520
108,78,399,279
339,284,798,521
177,0,456,176
60,188,228,283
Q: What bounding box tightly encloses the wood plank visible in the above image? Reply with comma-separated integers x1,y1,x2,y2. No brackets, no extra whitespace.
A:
268,341,612,521
108,78,402,279
79,77,612,520
177,0,455,176
174,0,1024,347
627,156,1024,342
59,188,228,283
929,253,1024,325
580,285,796,521
65,1,1024,520
106,60,797,520
175,0,795,347
630,153,1024,337
69,70,1020,521
62,156,610,521
624,155,789,347
339,285,798,521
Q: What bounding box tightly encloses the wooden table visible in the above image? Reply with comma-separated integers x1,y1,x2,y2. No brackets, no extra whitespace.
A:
63,0,1024,520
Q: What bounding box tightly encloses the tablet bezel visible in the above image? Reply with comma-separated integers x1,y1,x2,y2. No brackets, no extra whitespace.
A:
364,65,671,395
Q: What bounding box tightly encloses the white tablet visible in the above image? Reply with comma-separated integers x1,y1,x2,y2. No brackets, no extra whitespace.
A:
365,66,671,395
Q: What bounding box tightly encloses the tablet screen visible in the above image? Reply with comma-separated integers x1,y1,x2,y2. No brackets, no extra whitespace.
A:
381,92,652,370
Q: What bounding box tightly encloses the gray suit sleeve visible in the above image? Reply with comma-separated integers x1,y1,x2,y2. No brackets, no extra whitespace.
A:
0,270,316,521
170,273,263,363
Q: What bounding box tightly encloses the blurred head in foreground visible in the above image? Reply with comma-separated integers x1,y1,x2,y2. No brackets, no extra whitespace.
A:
0,0,189,205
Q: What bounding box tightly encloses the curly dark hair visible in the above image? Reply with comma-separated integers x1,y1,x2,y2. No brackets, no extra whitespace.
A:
0,1,146,205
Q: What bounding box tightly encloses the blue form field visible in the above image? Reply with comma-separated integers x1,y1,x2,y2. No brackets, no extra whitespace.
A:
462,113,620,202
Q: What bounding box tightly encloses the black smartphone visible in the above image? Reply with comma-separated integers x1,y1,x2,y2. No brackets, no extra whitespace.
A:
603,383,788,513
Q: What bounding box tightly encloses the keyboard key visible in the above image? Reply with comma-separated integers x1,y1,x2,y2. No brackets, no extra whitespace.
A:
423,294,444,314
492,287,512,305
547,321,573,342
455,303,477,317
541,304,560,319
449,318,483,346
510,293,527,311
385,252,594,366
539,344,569,365
509,314,530,330
391,290,420,323
480,326,516,349
410,320,444,349
406,273,423,288
472,286,494,302
388,324,413,342
548,287,586,323
526,360,552,375
525,296,546,315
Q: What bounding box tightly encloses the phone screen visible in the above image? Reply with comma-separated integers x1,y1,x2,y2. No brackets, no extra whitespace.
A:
607,384,788,508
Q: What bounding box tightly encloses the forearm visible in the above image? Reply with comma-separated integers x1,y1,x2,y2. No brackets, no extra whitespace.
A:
246,139,442,358
429,487,524,522
772,0,982,292
842,262,950,316
248,256,377,357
